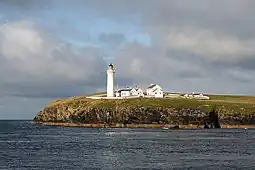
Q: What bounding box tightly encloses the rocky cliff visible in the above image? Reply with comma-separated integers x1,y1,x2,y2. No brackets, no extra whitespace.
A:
33,95,255,128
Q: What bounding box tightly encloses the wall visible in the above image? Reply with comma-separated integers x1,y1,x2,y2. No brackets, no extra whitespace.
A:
121,91,131,97
107,68,115,97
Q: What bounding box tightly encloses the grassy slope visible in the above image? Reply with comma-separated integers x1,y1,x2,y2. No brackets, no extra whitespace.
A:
46,93,255,116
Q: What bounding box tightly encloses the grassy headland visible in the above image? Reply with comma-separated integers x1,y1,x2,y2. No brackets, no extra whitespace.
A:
34,92,255,128
49,93,255,116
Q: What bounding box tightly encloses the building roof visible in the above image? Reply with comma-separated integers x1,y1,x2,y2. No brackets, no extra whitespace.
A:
116,88,132,93
153,88,163,93
108,63,114,69
147,84,157,89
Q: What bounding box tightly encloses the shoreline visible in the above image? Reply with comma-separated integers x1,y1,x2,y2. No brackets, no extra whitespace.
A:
32,122,255,129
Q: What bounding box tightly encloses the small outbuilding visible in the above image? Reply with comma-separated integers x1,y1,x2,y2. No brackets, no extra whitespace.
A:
115,88,132,97
116,87,145,98
146,84,164,98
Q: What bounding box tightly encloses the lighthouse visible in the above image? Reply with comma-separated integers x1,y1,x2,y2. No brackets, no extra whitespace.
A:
106,63,115,97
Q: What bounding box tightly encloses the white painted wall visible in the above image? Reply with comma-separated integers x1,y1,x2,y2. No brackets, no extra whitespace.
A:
121,91,131,97
137,89,144,97
130,88,138,96
147,89,152,96
115,92,121,97
107,65,115,97
147,84,163,97
183,93,210,100
154,85,162,90
154,89,164,98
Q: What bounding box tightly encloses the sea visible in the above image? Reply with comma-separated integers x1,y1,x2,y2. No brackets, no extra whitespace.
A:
0,121,254,170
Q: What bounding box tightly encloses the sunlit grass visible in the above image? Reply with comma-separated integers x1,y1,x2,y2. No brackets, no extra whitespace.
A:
46,92,255,116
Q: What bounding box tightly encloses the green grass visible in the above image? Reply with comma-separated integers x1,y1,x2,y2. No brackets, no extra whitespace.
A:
207,94,255,103
46,92,255,116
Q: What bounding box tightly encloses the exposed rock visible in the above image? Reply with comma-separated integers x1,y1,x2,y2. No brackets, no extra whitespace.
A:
33,96,255,128
34,103,222,128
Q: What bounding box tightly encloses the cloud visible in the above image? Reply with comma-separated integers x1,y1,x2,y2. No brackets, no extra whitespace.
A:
99,33,126,45
164,27,255,60
0,20,106,99
114,43,210,90
113,28,255,95
1,1,255,119
114,41,255,95
0,0,52,9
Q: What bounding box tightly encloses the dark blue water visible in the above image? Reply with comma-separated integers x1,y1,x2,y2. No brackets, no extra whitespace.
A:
0,121,254,170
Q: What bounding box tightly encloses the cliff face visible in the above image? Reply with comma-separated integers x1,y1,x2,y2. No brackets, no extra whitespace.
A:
33,95,255,127
220,114,255,125
34,105,214,126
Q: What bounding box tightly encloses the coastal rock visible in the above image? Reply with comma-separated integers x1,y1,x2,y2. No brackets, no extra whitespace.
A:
220,114,255,125
34,96,255,127
34,98,222,128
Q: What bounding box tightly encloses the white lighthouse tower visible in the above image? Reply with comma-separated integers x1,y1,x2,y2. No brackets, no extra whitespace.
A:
106,63,115,97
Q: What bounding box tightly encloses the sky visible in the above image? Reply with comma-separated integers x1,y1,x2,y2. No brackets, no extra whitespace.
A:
1,0,255,119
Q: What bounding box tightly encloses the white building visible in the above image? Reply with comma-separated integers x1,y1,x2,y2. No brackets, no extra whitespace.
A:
131,88,144,97
115,87,144,98
104,63,164,99
146,84,164,98
106,63,115,97
87,64,167,99
183,93,210,100
115,88,131,97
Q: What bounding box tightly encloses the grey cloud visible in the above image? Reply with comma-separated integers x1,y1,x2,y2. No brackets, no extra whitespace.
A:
0,19,109,119
78,0,255,74
0,0,52,9
176,71,206,79
234,58,255,71
2,1,255,92
2,1,255,119
99,33,126,45
210,56,255,72
3,0,255,37
0,20,106,99
80,0,255,31
114,43,209,88
113,41,255,95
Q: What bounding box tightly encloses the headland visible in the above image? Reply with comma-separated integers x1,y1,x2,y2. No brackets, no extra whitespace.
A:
33,92,255,129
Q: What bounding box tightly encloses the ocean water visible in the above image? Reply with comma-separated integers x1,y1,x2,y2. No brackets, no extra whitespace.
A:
0,121,254,170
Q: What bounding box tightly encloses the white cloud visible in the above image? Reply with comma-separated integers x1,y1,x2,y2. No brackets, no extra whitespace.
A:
114,43,210,89
0,20,106,98
165,27,255,60
114,40,255,96
1,21,44,60
2,1,255,119
0,20,108,119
